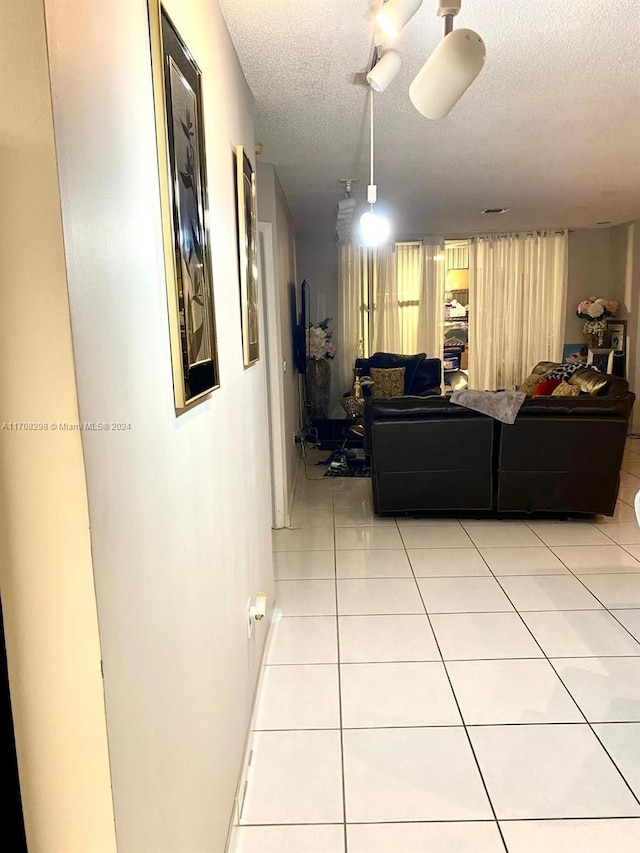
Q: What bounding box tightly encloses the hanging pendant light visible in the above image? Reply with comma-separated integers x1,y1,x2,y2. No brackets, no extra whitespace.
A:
359,86,391,247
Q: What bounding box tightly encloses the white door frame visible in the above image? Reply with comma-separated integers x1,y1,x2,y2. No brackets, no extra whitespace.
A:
258,222,288,527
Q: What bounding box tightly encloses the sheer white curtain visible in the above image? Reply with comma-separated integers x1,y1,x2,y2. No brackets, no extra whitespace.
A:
337,244,365,396
417,240,446,359
370,245,400,354
469,230,568,390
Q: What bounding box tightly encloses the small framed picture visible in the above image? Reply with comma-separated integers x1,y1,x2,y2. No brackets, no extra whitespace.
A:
587,348,614,374
607,319,627,353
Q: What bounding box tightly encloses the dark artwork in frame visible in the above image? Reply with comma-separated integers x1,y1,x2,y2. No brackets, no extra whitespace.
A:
235,146,260,366
149,1,219,412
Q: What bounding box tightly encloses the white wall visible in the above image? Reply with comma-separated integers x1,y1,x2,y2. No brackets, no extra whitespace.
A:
45,0,274,850
565,229,613,345
0,1,116,850
257,162,299,514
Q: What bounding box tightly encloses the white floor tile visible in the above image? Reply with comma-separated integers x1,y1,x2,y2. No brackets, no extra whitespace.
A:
580,573,640,609
620,470,640,488
597,522,640,545
335,549,411,579
274,550,335,580
266,616,338,664
550,657,640,722
342,727,493,822
611,609,640,641
234,825,344,853
337,578,424,615
526,521,612,546
622,462,640,478
500,818,640,853
289,506,334,528
338,615,441,662
623,544,640,561
497,575,602,611
346,821,504,853
469,724,640,818
241,730,343,824
417,576,514,613
617,483,640,506
479,546,569,576
335,526,403,550
463,523,544,548
430,612,543,660
550,545,640,574
275,579,336,616
399,526,474,549
273,527,334,551
254,664,340,730
396,517,464,527
340,662,461,728
408,548,491,577
333,504,395,526
522,610,640,657
593,501,637,523
446,659,583,724
593,723,640,797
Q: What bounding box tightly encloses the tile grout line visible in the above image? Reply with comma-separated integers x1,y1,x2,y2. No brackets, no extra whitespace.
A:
481,525,640,809
331,479,349,853
397,522,510,853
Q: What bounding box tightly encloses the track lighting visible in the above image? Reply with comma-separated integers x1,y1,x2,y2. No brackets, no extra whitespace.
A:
366,49,402,93
376,0,423,39
410,0,485,119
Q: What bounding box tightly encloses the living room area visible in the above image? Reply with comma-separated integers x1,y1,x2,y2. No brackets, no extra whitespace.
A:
223,0,640,850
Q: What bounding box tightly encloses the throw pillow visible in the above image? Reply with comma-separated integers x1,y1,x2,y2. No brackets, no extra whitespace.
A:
369,352,425,394
370,366,406,398
533,378,563,396
545,362,583,381
551,381,581,397
518,373,545,395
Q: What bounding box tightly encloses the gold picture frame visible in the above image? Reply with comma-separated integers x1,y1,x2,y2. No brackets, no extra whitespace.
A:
148,0,219,413
235,146,260,366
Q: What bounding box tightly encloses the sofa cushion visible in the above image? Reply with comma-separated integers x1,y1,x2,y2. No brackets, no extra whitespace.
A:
410,357,443,395
369,352,425,394
533,378,563,396
552,381,581,397
371,367,406,398
518,374,545,395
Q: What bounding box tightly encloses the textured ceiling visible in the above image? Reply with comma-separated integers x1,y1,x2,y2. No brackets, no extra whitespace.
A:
219,0,640,239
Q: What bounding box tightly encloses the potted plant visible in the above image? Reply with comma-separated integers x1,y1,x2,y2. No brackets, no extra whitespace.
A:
576,297,619,348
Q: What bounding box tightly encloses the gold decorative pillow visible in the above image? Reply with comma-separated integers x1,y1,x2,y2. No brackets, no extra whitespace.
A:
518,373,544,395
370,366,406,398
551,381,580,397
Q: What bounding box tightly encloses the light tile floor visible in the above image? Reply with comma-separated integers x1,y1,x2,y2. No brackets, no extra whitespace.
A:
233,442,640,852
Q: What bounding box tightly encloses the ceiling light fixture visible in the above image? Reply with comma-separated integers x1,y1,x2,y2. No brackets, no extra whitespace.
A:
376,0,423,39
410,0,485,119
360,86,391,247
366,48,402,93
335,179,358,244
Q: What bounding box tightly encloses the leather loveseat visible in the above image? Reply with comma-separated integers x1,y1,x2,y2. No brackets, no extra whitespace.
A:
365,361,635,517
354,352,442,397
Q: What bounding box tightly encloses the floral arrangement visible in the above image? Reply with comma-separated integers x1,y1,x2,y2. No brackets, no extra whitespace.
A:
307,318,336,360
576,297,619,347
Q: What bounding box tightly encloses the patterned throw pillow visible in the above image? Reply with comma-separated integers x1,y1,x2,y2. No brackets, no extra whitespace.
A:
551,381,581,397
545,362,583,381
370,366,406,398
518,374,544,395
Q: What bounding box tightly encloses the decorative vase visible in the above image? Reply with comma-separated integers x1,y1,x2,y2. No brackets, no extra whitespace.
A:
582,319,607,349
306,358,331,419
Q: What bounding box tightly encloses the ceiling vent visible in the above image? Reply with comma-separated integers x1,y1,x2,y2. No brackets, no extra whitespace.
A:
481,207,510,215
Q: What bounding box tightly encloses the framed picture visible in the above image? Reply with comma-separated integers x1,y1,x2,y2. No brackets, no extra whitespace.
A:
562,343,588,363
607,319,627,353
235,146,260,366
587,348,614,374
148,1,219,413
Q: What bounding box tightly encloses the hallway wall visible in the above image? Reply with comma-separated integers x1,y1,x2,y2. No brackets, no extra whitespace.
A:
45,0,274,850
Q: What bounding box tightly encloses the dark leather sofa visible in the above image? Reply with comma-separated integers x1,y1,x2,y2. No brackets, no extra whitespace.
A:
365,361,635,517
354,352,442,397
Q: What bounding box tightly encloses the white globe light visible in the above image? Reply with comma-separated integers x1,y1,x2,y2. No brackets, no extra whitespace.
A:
359,210,391,246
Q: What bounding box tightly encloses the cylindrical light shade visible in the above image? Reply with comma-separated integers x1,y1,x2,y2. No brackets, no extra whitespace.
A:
376,0,422,38
366,50,402,93
360,210,391,246
409,28,486,119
